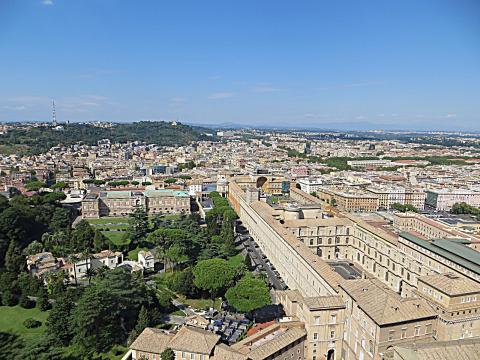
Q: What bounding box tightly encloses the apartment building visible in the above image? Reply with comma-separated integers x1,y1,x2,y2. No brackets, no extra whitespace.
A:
130,326,218,360
230,174,287,196
81,189,190,218
339,278,437,360
391,338,480,360
365,186,426,210
415,273,480,341
317,187,380,212
275,290,346,360
425,189,480,211
284,217,352,261
230,321,307,360
297,178,324,194
227,180,480,359
129,322,308,360
394,212,480,250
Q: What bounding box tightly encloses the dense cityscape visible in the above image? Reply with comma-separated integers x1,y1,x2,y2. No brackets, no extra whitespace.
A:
0,120,480,359
2,1,479,359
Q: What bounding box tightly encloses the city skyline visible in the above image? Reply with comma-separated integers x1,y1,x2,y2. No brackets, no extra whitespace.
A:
0,0,479,130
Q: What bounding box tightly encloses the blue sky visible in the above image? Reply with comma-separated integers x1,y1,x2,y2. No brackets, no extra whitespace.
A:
0,0,479,130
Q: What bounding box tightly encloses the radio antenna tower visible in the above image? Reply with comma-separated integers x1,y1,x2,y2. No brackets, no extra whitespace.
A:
52,100,57,126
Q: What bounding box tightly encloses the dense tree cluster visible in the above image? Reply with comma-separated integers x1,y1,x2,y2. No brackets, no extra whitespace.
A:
0,121,211,155
390,203,418,213
0,186,270,358
451,202,480,220
225,273,271,313
0,193,73,271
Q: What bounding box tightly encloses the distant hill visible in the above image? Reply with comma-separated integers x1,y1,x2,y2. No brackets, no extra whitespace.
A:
0,121,212,155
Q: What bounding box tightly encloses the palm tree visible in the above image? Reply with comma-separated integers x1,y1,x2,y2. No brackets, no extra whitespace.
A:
79,250,91,284
85,267,97,285
66,254,79,286
155,245,168,272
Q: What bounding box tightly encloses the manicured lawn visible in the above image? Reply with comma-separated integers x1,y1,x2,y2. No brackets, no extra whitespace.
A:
177,296,222,311
87,217,130,225
227,254,245,268
95,225,129,231
103,231,131,246
127,246,148,260
0,307,126,360
0,305,50,339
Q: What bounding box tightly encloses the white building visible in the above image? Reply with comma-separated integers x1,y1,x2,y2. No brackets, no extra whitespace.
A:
297,177,323,194
426,189,480,211
138,250,155,270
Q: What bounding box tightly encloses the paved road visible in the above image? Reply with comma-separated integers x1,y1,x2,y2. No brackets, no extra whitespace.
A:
171,299,196,316
244,239,287,290
159,314,186,326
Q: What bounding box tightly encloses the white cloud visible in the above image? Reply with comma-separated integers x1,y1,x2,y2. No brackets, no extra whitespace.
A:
446,113,457,118
42,0,54,6
355,115,366,120
208,92,235,100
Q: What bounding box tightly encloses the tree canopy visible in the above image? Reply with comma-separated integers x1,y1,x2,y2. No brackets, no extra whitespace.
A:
225,274,271,313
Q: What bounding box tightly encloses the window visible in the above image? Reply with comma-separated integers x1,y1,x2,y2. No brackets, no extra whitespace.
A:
401,328,407,339
314,316,321,325
388,331,395,341
313,332,318,340
415,326,421,336
330,330,335,339
330,314,337,324
426,324,432,334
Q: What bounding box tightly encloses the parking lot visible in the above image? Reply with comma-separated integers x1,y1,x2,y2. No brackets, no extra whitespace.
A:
208,315,250,344
237,232,288,290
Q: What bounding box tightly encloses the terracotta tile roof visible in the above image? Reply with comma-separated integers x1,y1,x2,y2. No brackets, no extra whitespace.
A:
418,273,480,296
303,295,345,310
247,320,276,337
233,323,307,360
393,338,480,360
168,326,220,355
211,343,248,360
340,278,437,326
129,328,174,354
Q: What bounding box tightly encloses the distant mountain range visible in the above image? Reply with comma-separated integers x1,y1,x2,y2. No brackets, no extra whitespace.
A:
186,120,480,134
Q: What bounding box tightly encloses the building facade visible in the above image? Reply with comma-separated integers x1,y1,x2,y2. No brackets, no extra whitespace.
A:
81,189,190,218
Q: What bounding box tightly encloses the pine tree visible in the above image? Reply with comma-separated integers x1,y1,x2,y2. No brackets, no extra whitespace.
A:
5,240,23,272
93,230,109,251
127,205,149,247
46,294,75,346
37,288,51,311
134,306,149,334
128,305,149,345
